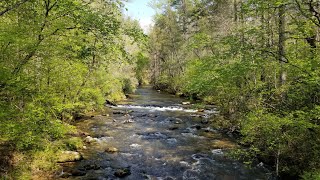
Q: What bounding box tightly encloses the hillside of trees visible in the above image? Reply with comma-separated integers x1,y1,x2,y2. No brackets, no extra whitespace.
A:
149,0,320,179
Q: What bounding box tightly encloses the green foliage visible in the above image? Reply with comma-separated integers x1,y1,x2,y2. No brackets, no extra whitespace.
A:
79,88,105,110
60,137,83,151
301,170,320,180
149,0,320,177
0,0,146,177
135,52,150,85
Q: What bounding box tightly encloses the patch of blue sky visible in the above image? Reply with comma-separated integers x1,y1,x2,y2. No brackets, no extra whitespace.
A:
123,0,155,33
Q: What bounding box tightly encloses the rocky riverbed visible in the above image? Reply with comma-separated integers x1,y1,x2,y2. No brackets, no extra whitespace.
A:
56,87,271,180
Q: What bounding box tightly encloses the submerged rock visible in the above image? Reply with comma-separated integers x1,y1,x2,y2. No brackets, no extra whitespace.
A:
113,111,126,115
105,147,118,153
70,169,86,176
191,124,202,130
168,126,179,130
114,168,131,178
201,119,209,124
84,164,101,170
57,151,83,163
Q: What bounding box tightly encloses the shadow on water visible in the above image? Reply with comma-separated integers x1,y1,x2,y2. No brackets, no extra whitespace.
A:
56,86,272,180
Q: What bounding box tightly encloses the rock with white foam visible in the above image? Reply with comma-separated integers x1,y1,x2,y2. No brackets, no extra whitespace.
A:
211,149,224,156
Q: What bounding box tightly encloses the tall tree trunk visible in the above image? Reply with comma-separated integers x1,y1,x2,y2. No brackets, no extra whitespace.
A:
278,4,286,86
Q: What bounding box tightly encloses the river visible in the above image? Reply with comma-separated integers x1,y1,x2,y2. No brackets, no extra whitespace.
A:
59,86,271,180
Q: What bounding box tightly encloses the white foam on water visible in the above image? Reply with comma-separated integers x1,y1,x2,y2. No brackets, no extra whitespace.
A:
130,143,142,149
120,152,139,157
115,105,216,114
93,136,114,143
180,161,191,167
181,133,206,139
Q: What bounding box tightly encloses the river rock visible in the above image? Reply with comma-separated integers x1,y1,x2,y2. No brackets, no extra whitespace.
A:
197,109,205,112
123,119,134,124
106,100,117,106
84,136,95,143
57,151,83,163
59,172,72,178
113,111,126,114
114,168,131,178
191,124,202,130
149,114,158,118
211,149,224,156
105,147,118,153
182,101,191,105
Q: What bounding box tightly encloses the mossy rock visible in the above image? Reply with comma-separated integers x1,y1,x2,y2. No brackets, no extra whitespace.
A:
57,151,83,163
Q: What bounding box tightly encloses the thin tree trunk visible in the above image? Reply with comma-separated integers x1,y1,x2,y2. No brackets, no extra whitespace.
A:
233,0,238,22
276,145,281,177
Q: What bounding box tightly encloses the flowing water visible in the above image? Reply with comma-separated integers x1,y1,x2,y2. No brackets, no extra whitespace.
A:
59,86,271,180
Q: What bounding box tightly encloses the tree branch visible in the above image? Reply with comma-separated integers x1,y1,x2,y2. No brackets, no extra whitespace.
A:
0,0,31,16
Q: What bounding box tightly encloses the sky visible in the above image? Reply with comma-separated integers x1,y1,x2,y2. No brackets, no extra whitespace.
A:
123,0,156,33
